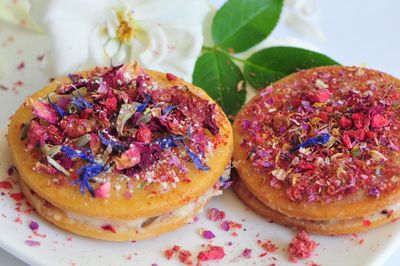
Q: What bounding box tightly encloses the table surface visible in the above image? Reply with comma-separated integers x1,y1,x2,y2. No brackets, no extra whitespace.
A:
1,0,400,265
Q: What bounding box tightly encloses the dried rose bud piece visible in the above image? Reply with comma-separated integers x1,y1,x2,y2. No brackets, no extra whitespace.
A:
371,114,389,128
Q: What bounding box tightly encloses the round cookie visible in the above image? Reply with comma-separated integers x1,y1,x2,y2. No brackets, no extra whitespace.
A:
233,66,400,230
233,178,399,235
8,62,233,240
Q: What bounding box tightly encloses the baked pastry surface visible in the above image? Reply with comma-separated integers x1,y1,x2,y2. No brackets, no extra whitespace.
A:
233,66,400,234
8,62,233,240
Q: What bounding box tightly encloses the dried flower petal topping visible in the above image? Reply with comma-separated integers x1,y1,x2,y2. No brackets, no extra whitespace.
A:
32,100,59,124
237,67,400,202
61,146,94,163
73,163,105,196
71,89,93,109
25,62,223,196
290,133,330,152
116,102,140,136
47,96,66,118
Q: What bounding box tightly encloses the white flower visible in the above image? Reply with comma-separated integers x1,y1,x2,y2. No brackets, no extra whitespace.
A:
0,0,42,31
30,0,210,81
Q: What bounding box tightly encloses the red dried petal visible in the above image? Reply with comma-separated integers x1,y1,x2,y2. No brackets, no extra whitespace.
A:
346,129,365,141
80,108,93,119
342,133,352,149
197,245,225,261
371,114,389,128
351,113,365,129
318,112,329,122
10,192,24,201
366,131,377,140
166,73,178,81
339,116,352,129
101,97,118,113
165,249,174,260
0,181,13,190
362,220,371,227
59,115,95,138
101,224,116,233
307,90,331,103
136,126,152,143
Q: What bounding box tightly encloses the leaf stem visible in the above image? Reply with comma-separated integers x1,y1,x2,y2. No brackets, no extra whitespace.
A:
202,46,247,64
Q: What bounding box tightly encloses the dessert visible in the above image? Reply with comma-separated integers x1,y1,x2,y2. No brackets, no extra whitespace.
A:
233,66,400,235
8,61,233,241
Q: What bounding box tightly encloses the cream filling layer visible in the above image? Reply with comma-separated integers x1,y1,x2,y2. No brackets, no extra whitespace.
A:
64,187,222,231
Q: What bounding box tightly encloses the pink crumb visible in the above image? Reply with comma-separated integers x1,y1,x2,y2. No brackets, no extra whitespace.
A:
288,231,318,263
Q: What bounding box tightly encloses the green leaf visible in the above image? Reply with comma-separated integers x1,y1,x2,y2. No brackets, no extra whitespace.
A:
212,0,283,53
244,46,339,89
193,51,246,116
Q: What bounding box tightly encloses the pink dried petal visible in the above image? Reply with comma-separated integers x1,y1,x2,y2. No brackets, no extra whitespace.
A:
220,221,230,231
32,101,58,124
25,240,41,247
115,144,141,170
242,248,252,258
27,120,48,150
207,208,225,221
371,114,389,128
94,181,111,199
288,231,317,262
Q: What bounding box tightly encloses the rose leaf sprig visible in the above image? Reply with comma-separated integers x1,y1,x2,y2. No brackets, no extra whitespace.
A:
193,0,339,117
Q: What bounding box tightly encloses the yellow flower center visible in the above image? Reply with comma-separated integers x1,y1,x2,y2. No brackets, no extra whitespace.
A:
116,10,135,43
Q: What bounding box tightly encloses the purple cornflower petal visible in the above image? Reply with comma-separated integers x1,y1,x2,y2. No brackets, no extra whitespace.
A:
202,230,215,239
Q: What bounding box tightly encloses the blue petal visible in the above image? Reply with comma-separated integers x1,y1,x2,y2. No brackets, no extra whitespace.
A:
61,146,95,163
181,141,209,171
290,133,331,152
74,163,105,196
162,105,176,115
156,135,184,149
98,133,126,153
71,90,93,109
47,96,66,117
136,95,151,113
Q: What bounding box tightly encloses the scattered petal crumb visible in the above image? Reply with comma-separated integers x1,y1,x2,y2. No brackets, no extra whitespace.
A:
197,245,225,261
29,221,39,231
25,240,41,247
242,248,252,258
288,231,318,263
207,208,225,221
201,230,215,240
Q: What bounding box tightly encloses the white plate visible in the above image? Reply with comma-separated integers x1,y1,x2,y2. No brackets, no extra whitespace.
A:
1,0,400,265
